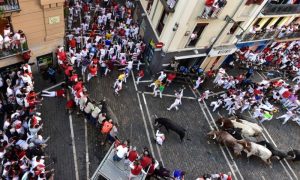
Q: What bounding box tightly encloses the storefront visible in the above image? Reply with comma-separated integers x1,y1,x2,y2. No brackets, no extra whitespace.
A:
236,40,270,52
200,45,237,71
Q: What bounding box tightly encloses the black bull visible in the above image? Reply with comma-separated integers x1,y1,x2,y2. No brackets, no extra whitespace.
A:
154,118,190,142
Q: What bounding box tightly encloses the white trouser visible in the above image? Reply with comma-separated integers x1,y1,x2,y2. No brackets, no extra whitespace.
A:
193,83,200,90
87,73,96,82
77,59,81,67
115,86,121,94
168,99,180,110
104,68,111,76
228,107,235,115
241,104,250,113
136,61,141,70
154,90,162,98
210,101,221,112
82,66,87,75
224,102,233,109
277,114,293,124
41,91,56,97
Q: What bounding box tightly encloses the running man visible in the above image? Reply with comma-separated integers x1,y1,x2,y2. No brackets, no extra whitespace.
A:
167,87,185,111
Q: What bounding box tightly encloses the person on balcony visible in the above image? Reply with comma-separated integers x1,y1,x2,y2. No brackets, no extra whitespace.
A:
0,34,3,53
211,0,227,18
3,35,11,51
20,31,27,51
167,0,176,9
202,0,215,19
12,31,21,50
249,25,260,34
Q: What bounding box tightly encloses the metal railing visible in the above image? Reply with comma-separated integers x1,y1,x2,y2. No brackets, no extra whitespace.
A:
241,29,300,42
198,7,224,19
262,3,300,15
0,41,28,60
0,0,20,12
160,0,177,13
242,31,277,42
277,31,300,40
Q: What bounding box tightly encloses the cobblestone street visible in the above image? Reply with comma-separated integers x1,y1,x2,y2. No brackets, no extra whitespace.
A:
39,68,300,180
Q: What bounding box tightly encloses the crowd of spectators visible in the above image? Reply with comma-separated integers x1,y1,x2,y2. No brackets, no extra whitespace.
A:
0,62,55,179
235,40,300,73
210,67,300,125
0,24,27,56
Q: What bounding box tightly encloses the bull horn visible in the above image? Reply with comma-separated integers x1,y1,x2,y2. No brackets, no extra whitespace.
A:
220,122,224,127
245,142,249,147
213,133,217,140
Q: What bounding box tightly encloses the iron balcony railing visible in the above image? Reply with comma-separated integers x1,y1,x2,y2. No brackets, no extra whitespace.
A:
198,7,225,19
242,31,277,42
0,41,29,60
276,31,300,41
160,0,177,13
262,3,300,15
0,0,21,12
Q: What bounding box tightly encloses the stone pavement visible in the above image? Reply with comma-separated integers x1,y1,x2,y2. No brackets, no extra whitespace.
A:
36,62,300,180
201,68,300,180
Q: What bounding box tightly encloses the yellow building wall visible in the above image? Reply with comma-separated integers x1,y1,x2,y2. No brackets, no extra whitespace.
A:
0,0,65,69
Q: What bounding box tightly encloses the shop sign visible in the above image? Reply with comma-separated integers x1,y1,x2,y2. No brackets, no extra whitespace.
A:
209,45,237,57
36,53,54,71
49,16,60,25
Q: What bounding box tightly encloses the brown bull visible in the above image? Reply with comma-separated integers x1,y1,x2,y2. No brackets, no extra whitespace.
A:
207,130,244,156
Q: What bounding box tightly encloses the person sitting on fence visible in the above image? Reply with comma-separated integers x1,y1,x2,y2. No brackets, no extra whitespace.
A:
113,140,129,162
129,160,146,180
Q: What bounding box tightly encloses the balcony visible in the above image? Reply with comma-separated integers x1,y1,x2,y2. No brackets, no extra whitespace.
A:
0,42,29,60
241,31,277,42
0,0,20,13
160,0,177,13
262,3,300,15
198,6,225,19
276,31,300,42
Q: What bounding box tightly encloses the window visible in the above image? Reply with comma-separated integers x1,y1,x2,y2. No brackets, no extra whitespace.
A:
0,0,20,12
156,10,169,35
186,23,208,47
229,21,243,34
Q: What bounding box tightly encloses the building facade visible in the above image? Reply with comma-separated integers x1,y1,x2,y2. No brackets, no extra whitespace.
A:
236,0,300,53
137,0,270,73
0,0,65,71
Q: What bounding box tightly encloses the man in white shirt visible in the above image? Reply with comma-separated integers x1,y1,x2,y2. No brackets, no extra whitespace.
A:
113,141,128,161
0,34,3,50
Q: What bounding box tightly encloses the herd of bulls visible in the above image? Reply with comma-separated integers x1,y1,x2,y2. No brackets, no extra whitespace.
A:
208,116,300,165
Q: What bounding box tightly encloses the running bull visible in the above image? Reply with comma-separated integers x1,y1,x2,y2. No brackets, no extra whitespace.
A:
216,117,262,138
154,117,190,142
238,140,272,165
207,130,244,156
